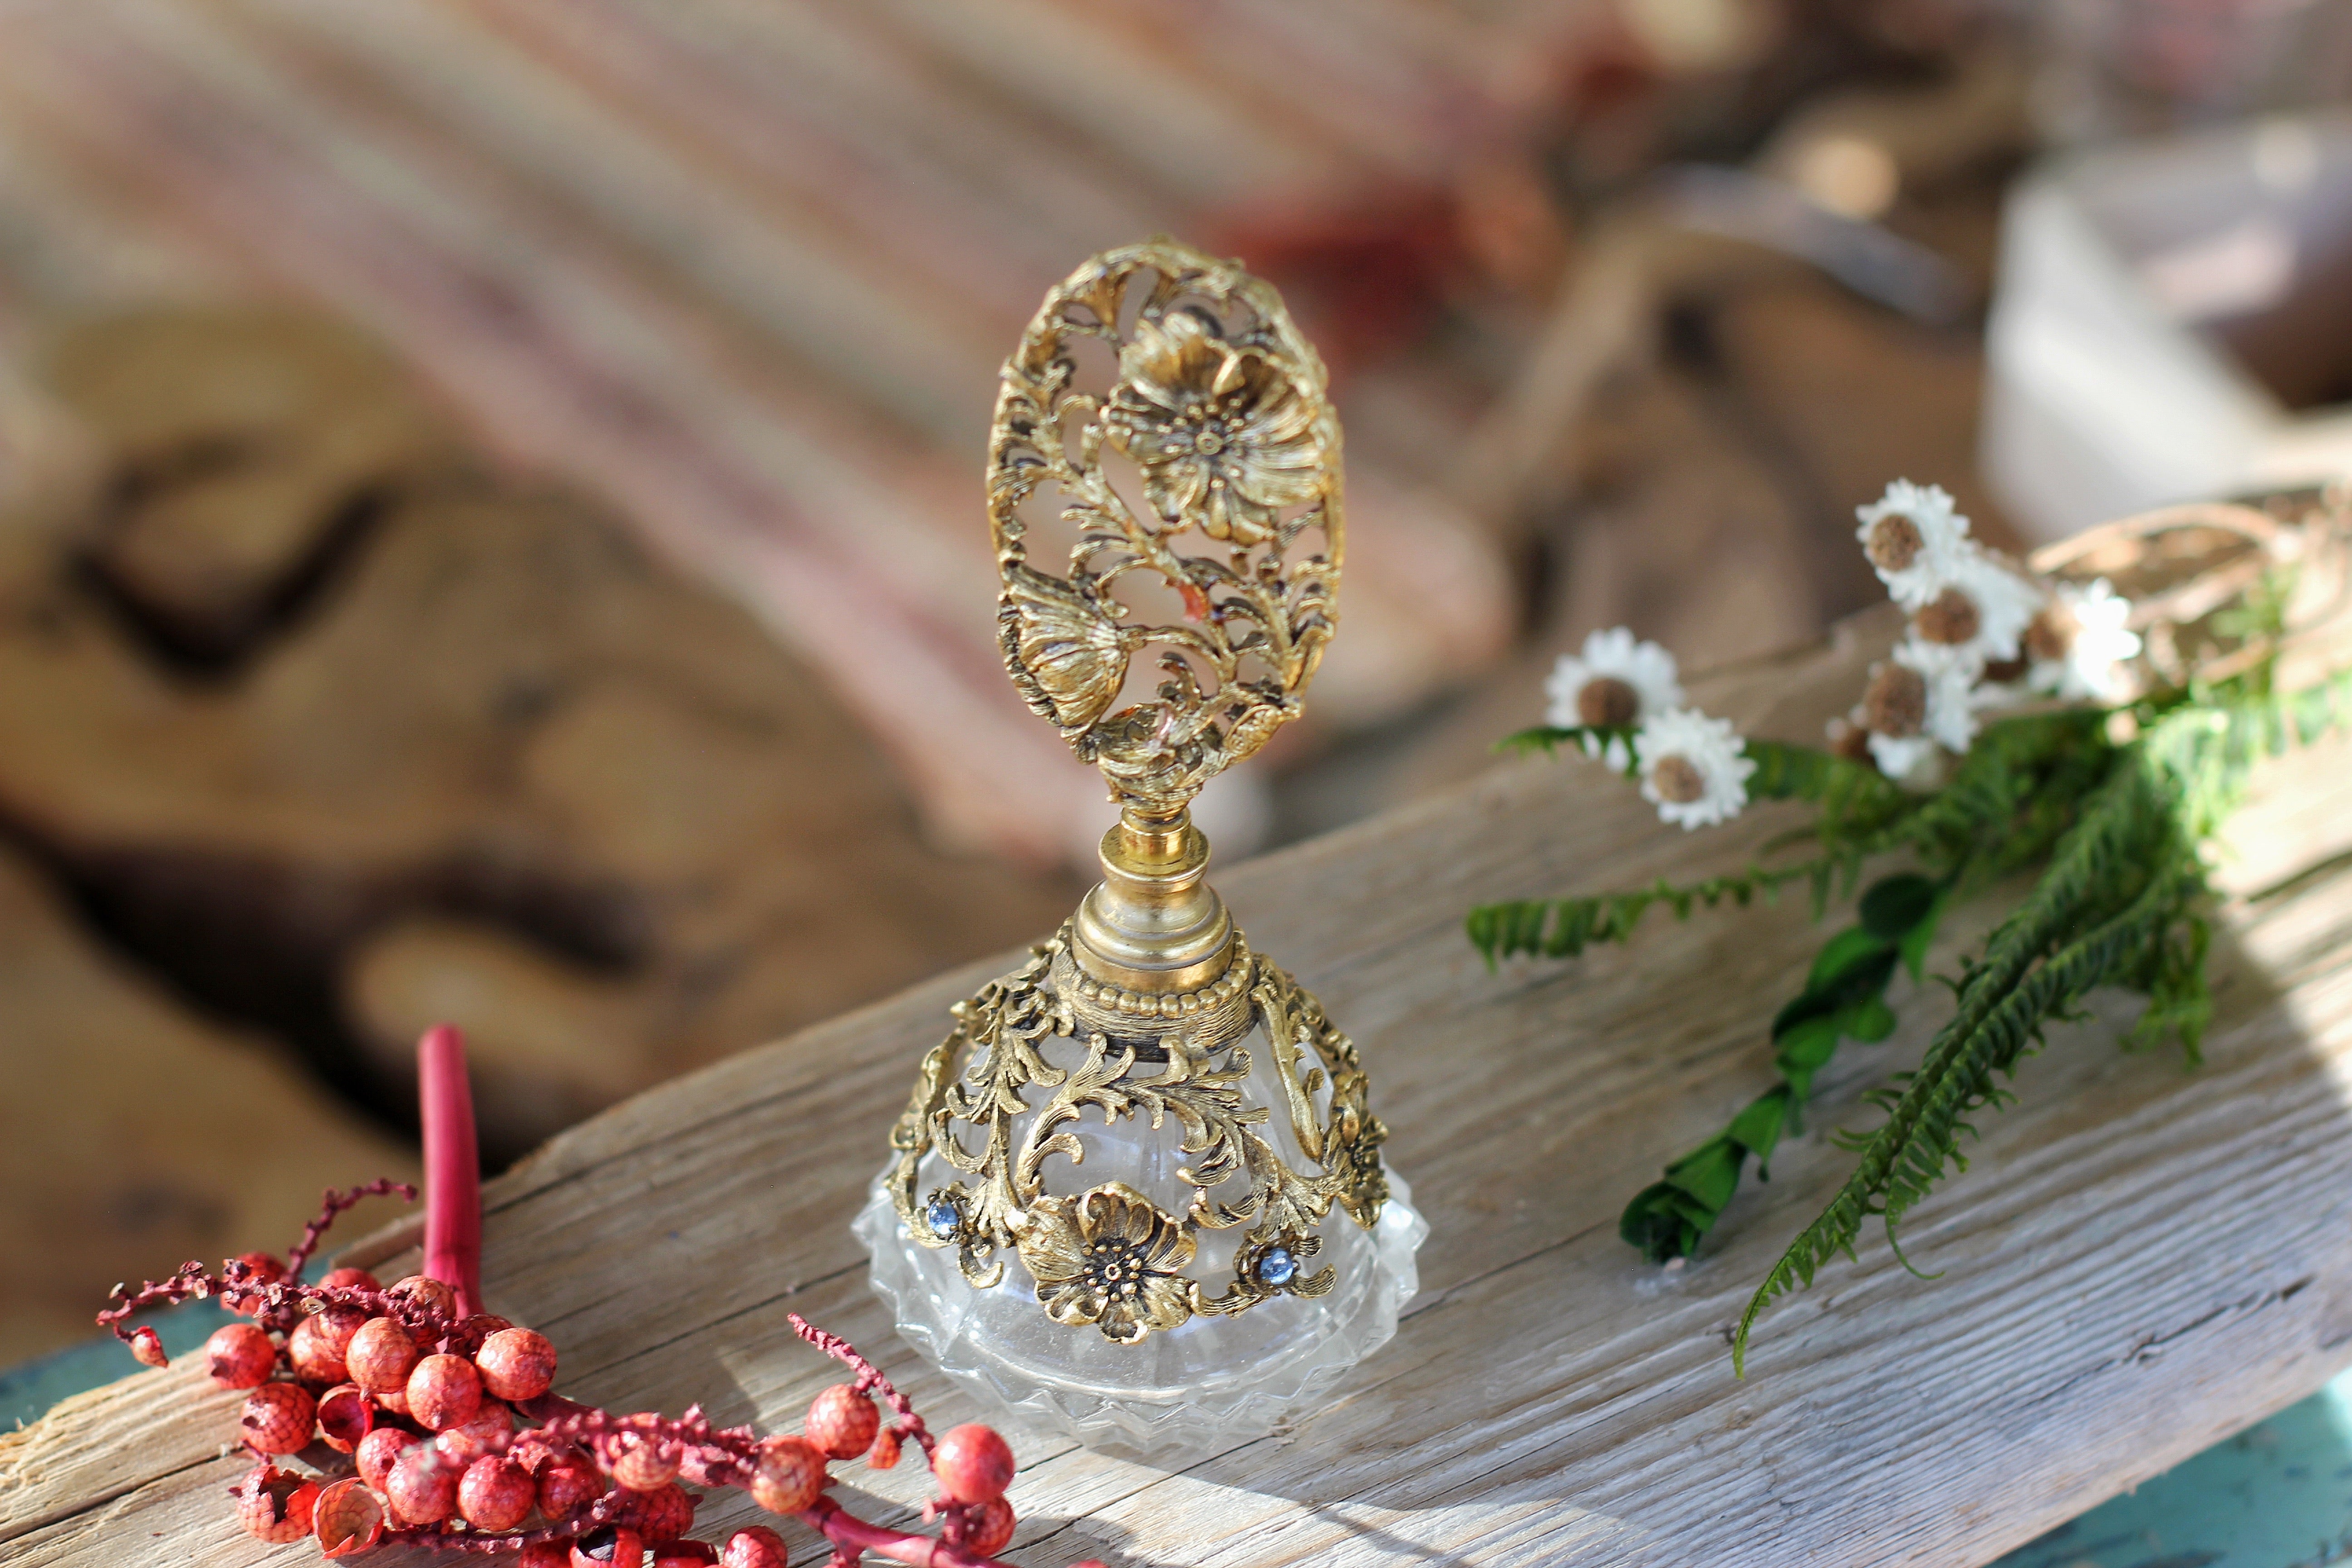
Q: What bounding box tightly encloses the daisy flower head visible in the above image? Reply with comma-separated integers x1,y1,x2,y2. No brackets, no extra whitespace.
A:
1906,552,2045,677
1633,707,1756,830
1856,479,1973,608
1545,626,1684,769
2028,578,2141,705
1860,640,1985,784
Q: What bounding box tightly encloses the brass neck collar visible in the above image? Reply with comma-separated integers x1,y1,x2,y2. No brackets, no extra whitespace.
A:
1069,808,1234,994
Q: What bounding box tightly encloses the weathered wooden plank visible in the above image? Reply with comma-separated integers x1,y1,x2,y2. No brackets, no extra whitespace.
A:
11,621,2352,1566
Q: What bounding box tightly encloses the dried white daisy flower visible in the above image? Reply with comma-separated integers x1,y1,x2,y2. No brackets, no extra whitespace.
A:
1855,479,1973,608
1634,707,1755,830
2028,578,2141,705
1906,552,2044,676
1546,626,1684,770
1860,641,1988,774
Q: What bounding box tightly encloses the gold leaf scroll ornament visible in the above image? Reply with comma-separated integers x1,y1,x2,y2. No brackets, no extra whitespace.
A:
988,240,1343,818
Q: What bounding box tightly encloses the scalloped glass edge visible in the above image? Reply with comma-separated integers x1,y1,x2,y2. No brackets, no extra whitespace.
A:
854,1166,1427,1463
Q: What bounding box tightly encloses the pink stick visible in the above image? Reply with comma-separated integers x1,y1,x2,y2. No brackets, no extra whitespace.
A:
419,1024,484,1318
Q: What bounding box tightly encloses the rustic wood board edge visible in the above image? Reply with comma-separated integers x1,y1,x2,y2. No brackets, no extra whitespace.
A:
11,614,2352,1566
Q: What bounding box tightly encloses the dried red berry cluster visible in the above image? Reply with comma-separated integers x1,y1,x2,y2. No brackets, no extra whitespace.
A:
101,1187,1098,1568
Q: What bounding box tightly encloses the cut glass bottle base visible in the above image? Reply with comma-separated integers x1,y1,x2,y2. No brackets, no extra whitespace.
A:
855,1167,1427,1463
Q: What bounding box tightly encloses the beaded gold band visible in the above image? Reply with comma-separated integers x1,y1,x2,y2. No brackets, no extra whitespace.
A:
1054,933,1256,1047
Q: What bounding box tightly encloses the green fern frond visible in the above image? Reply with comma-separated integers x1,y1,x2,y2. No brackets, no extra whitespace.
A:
1467,858,1843,966
1496,725,1636,767
2146,666,2352,836
1743,740,1913,839
1864,708,2117,877
1736,849,2196,1372
1732,758,2194,1373
1468,738,1919,968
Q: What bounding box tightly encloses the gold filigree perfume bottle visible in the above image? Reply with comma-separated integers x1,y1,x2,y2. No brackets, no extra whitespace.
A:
856,240,1426,1458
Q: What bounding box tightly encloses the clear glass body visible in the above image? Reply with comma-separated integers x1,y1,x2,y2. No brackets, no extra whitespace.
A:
858,1024,1426,1461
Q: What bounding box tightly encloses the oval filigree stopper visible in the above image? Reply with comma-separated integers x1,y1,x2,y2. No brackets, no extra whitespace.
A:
989,239,1343,820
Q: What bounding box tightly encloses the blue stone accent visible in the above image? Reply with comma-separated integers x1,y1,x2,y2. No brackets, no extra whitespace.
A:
924,1198,961,1238
1255,1246,1297,1287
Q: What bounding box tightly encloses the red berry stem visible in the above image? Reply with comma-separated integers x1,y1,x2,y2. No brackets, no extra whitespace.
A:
378,1523,584,1553
801,1493,1015,1568
506,1402,765,1485
98,1169,424,1352
246,1270,456,1342
420,1024,485,1318
787,1312,934,1462
100,1257,465,1353
96,1261,214,1348
284,1179,417,1281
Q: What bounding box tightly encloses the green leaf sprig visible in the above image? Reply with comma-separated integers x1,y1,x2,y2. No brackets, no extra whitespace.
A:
1617,871,1943,1265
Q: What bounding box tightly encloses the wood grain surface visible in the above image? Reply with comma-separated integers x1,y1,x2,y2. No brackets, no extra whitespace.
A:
11,613,2352,1566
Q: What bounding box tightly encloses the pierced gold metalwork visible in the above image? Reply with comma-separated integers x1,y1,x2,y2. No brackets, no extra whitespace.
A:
989,239,1343,821
886,240,1391,1343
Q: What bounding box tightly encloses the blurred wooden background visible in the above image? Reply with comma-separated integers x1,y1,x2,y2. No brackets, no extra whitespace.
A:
0,0,2052,1367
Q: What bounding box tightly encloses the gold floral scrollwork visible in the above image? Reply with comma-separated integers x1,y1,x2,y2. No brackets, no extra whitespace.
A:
989,239,1343,818
1252,959,1390,1229
891,924,1389,1343
1102,309,1327,549
887,933,1071,1291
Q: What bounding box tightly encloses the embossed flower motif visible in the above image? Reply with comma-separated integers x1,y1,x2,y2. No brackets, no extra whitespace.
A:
1016,1183,1196,1343
1103,308,1324,547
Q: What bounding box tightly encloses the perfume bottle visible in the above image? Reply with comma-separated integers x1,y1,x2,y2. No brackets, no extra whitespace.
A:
856,239,1426,1460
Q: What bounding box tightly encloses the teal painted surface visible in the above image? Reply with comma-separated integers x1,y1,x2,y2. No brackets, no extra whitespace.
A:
1993,1367,2352,1568
0,1299,232,1431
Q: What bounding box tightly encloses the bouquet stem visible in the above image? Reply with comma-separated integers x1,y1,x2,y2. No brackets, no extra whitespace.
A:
419,1023,484,1318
